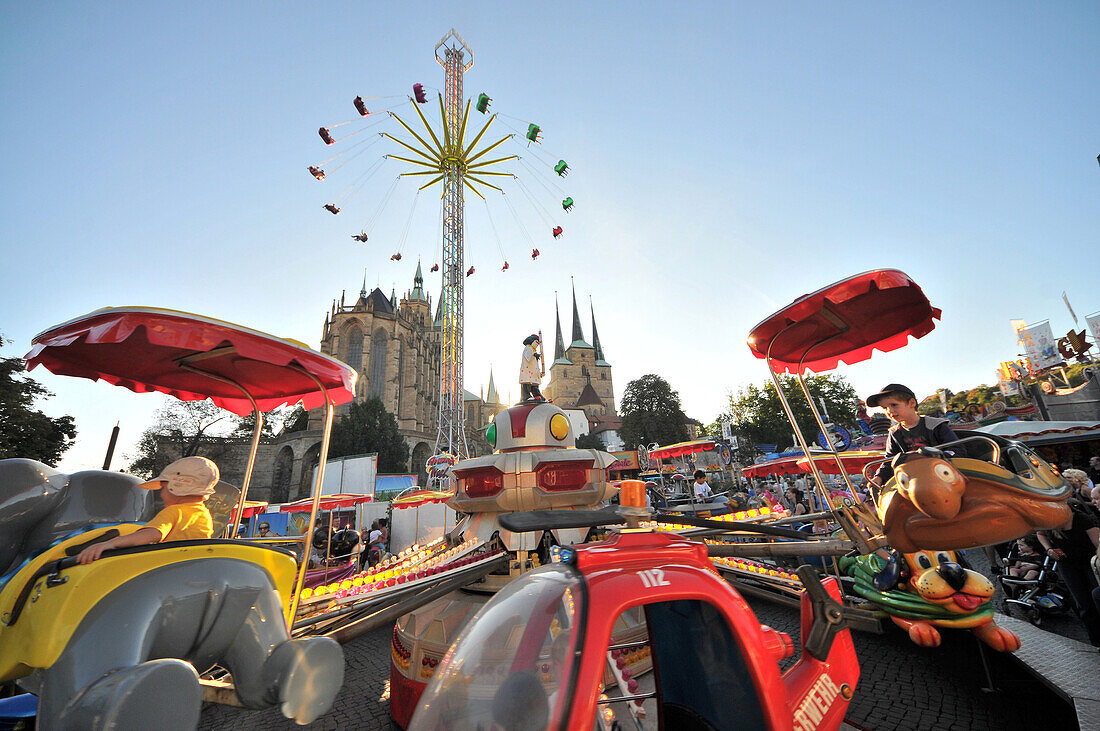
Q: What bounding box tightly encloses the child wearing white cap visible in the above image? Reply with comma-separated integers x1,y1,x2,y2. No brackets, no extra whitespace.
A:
77,456,219,564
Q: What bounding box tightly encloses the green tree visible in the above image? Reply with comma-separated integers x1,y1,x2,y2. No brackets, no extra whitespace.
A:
618,374,690,449
128,399,233,477
328,397,409,473
282,405,309,433
0,337,77,465
575,432,605,450
727,374,857,453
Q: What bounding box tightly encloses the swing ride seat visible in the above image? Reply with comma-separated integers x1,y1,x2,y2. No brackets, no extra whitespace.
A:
354,96,369,116
319,127,335,145
10,307,358,727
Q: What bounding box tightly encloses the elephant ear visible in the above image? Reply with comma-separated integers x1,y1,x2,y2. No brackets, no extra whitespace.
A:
872,549,904,591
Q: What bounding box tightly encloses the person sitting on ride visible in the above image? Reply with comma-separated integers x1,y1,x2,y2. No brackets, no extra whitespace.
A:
257,520,278,538
692,470,713,501
366,520,384,567
786,486,810,516
866,383,966,489
76,456,218,564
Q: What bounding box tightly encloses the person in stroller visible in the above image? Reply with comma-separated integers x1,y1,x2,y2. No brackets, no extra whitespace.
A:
1006,535,1044,581
999,533,1069,624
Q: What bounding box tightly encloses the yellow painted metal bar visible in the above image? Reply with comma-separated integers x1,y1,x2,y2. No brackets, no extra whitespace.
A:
386,152,439,169
463,114,497,158
400,170,442,176
457,99,471,153
466,135,512,165
467,154,518,170
418,174,446,190
437,94,453,153
382,133,439,165
466,175,504,193
389,113,443,161
469,170,513,177
412,96,444,155
462,178,486,200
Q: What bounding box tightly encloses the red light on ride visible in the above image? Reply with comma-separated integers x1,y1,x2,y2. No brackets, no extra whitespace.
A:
536,462,589,492
457,467,504,498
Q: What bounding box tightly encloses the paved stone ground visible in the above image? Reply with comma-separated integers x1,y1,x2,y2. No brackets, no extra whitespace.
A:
197,546,1089,730
198,624,395,731
749,596,1077,731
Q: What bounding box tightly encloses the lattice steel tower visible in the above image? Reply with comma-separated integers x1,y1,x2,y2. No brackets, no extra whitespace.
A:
433,29,474,460
383,29,517,462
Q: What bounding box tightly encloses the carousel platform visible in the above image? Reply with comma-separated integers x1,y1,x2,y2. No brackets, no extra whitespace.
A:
996,613,1100,730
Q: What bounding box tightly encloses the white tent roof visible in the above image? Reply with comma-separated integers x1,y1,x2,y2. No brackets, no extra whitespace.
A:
973,420,1100,444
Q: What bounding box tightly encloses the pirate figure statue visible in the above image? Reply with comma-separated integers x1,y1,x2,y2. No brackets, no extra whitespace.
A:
519,333,546,402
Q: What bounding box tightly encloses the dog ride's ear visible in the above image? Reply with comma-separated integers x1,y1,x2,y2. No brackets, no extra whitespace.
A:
918,446,946,460
873,549,903,591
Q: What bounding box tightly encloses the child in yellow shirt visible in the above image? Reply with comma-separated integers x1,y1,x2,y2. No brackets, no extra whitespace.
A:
77,456,218,564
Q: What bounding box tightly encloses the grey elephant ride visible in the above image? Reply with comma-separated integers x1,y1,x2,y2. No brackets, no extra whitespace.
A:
0,307,358,730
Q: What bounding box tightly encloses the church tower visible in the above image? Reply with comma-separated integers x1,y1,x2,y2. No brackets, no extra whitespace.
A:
545,283,618,424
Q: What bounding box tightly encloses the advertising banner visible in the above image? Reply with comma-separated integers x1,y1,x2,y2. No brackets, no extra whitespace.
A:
609,451,639,472
1016,321,1062,372
1087,312,1100,348
997,368,1020,396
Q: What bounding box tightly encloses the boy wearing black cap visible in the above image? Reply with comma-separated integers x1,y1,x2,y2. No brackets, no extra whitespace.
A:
867,384,965,488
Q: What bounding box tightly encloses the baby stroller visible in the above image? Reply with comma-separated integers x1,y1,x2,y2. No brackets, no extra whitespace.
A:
998,541,1070,626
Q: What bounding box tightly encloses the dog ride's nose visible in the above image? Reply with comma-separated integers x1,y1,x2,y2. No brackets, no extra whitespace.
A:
937,561,967,591
911,477,964,520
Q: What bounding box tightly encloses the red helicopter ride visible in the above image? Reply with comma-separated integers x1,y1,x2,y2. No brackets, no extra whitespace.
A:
408,485,861,731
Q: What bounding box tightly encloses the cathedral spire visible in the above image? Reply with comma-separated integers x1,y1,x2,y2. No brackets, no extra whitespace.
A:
553,292,571,365
569,278,591,349
410,259,427,302
487,368,499,404
433,287,444,327
360,270,367,299
591,296,610,366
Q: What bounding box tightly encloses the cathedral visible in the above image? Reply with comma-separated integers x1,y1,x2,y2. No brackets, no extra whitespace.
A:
155,268,616,502
311,262,506,485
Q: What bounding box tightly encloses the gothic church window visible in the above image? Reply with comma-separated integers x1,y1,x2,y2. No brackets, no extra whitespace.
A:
345,327,364,370
369,328,388,398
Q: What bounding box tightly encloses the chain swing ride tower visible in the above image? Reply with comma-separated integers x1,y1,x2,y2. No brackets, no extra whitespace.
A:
377,29,520,464
433,30,473,461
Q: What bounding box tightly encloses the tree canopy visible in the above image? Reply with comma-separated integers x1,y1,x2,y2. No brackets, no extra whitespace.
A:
328,397,409,473
618,374,690,449
574,431,605,450
128,399,235,477
0,338,77,466
725,374,857,454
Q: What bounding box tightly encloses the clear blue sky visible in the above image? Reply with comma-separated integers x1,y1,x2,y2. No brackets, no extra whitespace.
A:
2,2,1097,470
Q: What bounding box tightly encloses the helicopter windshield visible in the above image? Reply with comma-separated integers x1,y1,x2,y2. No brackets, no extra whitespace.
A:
410,564,585,731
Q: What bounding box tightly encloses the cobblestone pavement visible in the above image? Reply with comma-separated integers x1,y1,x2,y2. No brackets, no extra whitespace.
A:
198,624,395,731
198,546,1087,730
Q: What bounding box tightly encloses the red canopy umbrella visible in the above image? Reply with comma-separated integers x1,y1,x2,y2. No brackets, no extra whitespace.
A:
795,451,884,475
25,307,357,415
649,440,718,460
742,456,806,478
279,494,375,513
746,270,941,375
239,501,269,519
